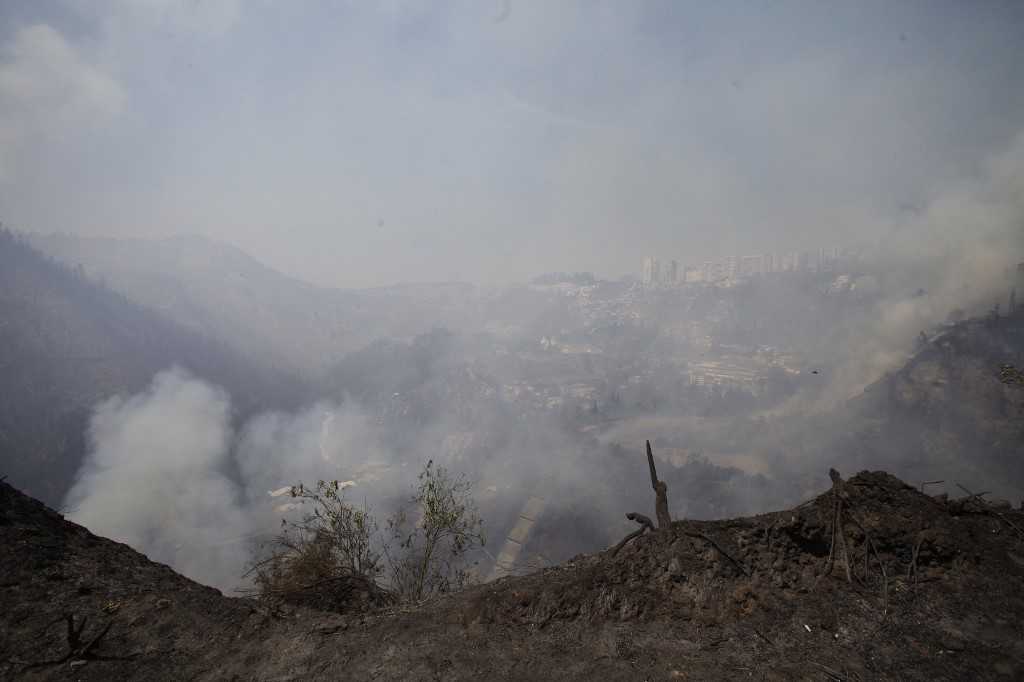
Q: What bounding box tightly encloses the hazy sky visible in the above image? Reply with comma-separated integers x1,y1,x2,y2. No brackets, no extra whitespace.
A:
1,1,1022,287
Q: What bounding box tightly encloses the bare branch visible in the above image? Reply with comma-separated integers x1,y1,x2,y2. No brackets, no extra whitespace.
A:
957,483,1024,540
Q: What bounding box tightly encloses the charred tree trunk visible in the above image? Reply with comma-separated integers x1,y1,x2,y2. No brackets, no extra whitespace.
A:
647,440,672,530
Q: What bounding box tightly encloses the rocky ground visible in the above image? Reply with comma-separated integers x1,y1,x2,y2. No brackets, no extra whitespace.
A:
3,470,1024,681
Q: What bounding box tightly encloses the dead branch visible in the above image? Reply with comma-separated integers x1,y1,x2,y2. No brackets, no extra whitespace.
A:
908,533,924,585
626,511,655,531
611,512,654,556
822,469,852,584
920,480,944,494
611,528,646,557
752,627,777,648
79,621,113,659
844,510,888,613
17,614,130,670
683,529,750,577
810,661,847,681
957,483,1024,540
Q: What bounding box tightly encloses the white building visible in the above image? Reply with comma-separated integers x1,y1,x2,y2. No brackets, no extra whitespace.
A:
642,256,661,285
666,259,680,284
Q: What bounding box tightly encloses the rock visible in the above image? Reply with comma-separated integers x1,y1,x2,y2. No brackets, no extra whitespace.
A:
799,566,816,589
940,636,965,651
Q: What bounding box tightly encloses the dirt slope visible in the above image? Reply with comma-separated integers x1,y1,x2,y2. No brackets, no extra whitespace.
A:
3,471,1024,681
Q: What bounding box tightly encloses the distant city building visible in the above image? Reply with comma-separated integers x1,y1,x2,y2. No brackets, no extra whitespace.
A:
649,257,660,284
724,256,739,280
638,244,856,287
642,256,661,285
667,259,679,284
703,260,727,283
740,255,765,277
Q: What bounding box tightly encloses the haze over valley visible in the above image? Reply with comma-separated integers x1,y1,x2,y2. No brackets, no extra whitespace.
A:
2,0,1023,600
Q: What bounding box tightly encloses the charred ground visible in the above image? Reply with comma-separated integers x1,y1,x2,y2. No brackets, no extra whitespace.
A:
3,470,1024,681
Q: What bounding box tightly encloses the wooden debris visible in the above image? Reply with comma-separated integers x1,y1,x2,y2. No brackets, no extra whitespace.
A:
957,483,1024,540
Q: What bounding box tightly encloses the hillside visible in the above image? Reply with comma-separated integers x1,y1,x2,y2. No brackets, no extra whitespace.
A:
727,308,1024,509
27,233,488,378
3,470,1024,680
0,230,307,506
832,312,1024,500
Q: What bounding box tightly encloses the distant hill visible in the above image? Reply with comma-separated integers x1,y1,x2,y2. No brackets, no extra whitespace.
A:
0,230,308,506
27,233,488,378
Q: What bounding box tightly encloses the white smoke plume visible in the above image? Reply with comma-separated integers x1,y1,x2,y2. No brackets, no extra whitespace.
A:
800,132,1024,408
63,368,398,592
64,368,248,590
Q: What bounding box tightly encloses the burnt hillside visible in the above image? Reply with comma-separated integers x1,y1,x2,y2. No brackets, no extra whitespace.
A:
747,309,1024,507
3,470,1024,680
835,311,1024,497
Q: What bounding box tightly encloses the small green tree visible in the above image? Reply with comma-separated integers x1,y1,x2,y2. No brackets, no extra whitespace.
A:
246,463,485,609
384,460,485,602
246,480,388,612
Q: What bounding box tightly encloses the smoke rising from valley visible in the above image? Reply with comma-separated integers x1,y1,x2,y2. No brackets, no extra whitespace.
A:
64,369,247,589
1,1,1023,593
63,369,402,590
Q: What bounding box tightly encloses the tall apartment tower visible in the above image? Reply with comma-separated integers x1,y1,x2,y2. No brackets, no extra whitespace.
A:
667,259,680,284
642,257,661,285
725,256,740,280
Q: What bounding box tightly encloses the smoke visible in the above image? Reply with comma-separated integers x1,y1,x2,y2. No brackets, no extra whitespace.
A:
236,400,405,519
800,132,1024,408
61,360,641,590
63,368,406,592
63,368,248,590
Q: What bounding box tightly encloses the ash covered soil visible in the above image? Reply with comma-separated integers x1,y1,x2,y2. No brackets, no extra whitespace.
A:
3,472,1024,681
